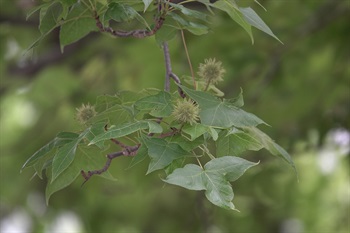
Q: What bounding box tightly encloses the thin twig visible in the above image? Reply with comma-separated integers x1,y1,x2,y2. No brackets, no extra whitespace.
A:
81,144,140,185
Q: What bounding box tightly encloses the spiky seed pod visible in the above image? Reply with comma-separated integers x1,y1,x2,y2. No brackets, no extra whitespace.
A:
172,99,200,125
76,103,97,125
197,58,226,85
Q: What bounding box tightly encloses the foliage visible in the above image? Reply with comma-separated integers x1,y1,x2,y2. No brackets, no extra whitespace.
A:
20,0,296,210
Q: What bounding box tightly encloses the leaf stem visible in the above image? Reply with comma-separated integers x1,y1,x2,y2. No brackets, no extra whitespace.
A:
181,30,196,89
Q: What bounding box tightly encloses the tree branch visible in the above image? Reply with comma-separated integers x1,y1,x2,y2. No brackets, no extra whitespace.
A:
94,13,165,39
162,42,186,97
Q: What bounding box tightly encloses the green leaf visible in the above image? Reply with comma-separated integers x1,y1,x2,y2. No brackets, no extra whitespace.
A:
143,137,190,174
128,142,148,169
26,3,50,20
244,126,296,171
239,7,282,43
182,123,209,141
39,2,62,34
105,3,138,22
59,3,97,49
155,24,178,44
204,156,258,182
51,138,80,182
142,0,153,12
89,121,149,145
147,121,163,134
164,156,257,210
89,94,134,125
46,145,116,204
216,128,263,156
134,91,173,117
167,134,204,152
181,85,266,128
211,0,253,43
170,13,208,35
21,132,79,170
169,3,208,22
227,88,244,108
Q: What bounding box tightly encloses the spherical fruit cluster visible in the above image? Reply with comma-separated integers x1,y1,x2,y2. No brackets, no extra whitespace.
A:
172,99,200,125
76,103,97,125
197,58,226,85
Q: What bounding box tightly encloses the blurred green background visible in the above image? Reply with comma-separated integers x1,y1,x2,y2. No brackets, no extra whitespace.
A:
0,0,349,232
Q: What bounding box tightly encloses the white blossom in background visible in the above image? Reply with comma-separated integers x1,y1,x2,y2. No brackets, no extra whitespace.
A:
317,128,350,175
45,211,83,233
0,208,32,233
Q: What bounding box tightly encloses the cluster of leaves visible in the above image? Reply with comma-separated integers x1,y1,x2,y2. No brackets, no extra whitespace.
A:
28,0,280,50
22,79,295,209
22,0,294,210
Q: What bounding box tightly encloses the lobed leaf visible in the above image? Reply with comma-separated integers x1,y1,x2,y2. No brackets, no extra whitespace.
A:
134,91,173,117
143,137,190,174
181,85,266,128
164,156,257,210
216,128,263,156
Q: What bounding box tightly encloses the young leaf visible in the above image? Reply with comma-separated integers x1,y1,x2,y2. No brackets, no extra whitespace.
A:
239,7,282,43
59,3,97,49
216,128,263,156
181,85,266,128
143,137,190,174
164,156,257,210
88,121,149,145
46,145,116,204
134,91,173,117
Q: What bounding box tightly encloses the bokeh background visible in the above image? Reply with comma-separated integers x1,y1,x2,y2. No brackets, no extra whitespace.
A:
0,0,349,232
